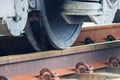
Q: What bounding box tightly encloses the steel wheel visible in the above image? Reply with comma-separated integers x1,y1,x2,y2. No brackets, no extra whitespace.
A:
25,0,82,51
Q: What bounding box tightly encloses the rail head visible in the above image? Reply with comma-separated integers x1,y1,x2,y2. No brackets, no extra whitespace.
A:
0,40,120,65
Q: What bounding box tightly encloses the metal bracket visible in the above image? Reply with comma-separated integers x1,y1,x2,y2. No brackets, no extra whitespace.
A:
75,62,94,74
40,68,60,80
107,57,120,68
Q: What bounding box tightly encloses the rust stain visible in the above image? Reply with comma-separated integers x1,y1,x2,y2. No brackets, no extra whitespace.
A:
74,24,120,46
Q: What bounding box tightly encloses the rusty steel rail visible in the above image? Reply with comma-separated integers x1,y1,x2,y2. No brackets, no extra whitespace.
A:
0,40,120,80
74,23,120,45
0,24,120,80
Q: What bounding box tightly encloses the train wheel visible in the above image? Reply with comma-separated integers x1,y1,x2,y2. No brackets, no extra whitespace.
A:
25,0,82,51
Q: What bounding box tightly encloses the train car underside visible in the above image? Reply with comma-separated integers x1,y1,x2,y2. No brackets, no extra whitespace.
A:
0,0,120,51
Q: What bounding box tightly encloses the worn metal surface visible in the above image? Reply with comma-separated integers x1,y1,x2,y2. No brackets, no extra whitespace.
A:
74,23,120,45
25,0,82,50
0,40,120,79
60,68,120,80
9,68,120,80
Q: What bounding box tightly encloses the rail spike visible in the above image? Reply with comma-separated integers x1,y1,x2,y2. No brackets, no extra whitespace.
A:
75,62,94,74
84,37,95,44
106,35,116,41
40,68,59,80
108,57,120,67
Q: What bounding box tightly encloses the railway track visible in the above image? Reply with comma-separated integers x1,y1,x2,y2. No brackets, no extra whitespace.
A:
0,24,120,80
